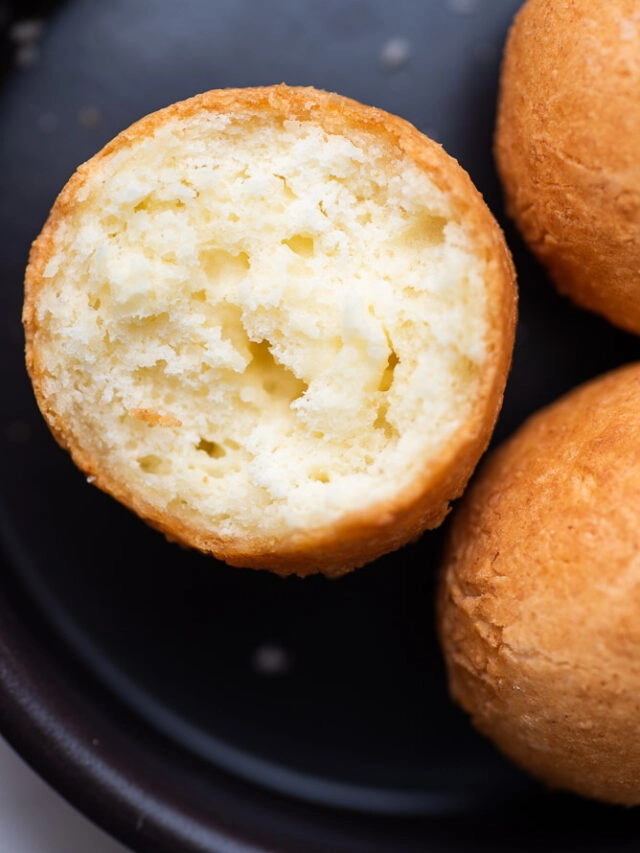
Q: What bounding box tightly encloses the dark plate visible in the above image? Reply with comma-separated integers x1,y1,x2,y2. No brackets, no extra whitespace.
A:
2,1,640,851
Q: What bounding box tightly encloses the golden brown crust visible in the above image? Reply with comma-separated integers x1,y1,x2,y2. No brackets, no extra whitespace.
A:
495,0,640,334
437,362,640,804
24,85,516,577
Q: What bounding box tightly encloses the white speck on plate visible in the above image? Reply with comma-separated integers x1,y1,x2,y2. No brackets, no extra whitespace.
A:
446,0,477,15
251,642,294,676
38,111,59,132
10,17,45,67
9,18,44,43
379,37,412,71
78,106,103,128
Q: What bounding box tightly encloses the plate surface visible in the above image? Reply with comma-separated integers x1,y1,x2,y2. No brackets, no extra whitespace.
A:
2,1,640,851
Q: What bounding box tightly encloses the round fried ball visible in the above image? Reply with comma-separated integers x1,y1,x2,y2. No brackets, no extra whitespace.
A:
495,0,640,334
438,362,640,805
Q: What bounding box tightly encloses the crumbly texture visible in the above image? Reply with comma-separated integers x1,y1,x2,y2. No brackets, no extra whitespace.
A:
495,0,640,334
437,362,640,805
24,85,516,576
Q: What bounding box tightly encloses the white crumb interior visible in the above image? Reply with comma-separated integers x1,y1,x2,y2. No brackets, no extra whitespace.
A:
35,112,489,538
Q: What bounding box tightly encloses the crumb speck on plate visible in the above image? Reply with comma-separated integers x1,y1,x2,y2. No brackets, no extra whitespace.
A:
9,18,44,43
446,0,477,15
251,642,294,676
10,17,45,68
379,37,412,71
37,112,60,132
78,107,103,128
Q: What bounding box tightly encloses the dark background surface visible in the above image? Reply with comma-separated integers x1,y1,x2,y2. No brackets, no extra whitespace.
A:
1,1,640,851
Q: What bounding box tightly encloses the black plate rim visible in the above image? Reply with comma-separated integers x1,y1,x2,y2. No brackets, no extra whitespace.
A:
4,2,640,851
0,553,255,853
0,551,478,853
